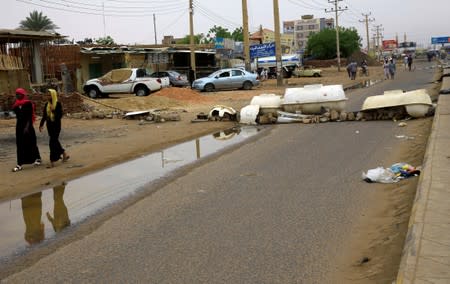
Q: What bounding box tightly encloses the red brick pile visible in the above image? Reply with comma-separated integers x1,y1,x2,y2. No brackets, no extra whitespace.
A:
0,92,85,114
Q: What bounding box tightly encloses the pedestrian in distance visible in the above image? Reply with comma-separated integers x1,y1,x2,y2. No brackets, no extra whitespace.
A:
407,54,413,71
11,88,42,172
346,62,352,79
350,61,357,80
403,55,408,71
39,89,70,168
383,58,390,80
388,58,396,79
188,67,195,87
360,59,368,76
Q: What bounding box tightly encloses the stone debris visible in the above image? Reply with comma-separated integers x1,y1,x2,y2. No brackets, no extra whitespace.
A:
246,105,432,125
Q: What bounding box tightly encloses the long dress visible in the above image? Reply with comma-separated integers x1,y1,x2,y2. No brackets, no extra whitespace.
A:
40,102,65,162
13,102,41,166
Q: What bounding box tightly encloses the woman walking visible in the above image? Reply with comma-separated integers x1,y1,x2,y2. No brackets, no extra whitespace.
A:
12,88,42,172
39,89,69,168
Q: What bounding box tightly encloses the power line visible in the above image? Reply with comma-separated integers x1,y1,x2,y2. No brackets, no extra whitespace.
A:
288,0,325,11
158,9,188,35
193,1,250,31
53,0,184,9
16,0,185,16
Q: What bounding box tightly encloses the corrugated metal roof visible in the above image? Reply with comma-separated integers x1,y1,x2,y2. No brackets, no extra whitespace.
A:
0,29,64,43
80,46,215,55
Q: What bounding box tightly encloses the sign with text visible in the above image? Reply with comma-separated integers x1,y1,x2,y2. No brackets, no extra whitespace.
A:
382,40,397,51
431,37,450,44
215,38,235,50
250,42,276,59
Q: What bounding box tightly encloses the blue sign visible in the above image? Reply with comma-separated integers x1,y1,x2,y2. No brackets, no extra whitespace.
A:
250,42,276,59
431,37,450,44
215,37,225,49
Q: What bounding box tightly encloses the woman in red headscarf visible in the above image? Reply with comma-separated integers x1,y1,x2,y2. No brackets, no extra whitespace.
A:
12,88,42,172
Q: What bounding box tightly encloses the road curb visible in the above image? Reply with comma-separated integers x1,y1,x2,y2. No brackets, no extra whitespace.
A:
395,94,448,283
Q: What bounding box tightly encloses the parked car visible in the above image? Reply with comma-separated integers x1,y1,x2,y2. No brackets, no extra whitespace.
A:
192,68,260,92
83,68,165,98
149,70,190,87
292,66,322,77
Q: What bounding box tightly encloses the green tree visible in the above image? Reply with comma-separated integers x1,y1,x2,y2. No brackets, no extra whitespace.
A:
207,25,232,40
231,27,244,41
18,10,59,32
306,28,361,59
95,36,116,45
177,34,204,44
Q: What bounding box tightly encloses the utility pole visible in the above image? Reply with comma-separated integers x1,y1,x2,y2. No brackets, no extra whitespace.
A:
273,0,283,86
189,0,196,80
102,1,106,37
242,0,250,71
153,13,157,45
372,24,383,59
359,13,374,53
325,0,347,72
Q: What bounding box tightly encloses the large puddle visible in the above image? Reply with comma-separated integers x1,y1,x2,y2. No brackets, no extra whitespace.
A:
0,126,261,261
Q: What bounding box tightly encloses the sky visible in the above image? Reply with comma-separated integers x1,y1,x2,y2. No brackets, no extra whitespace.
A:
1,0,449,48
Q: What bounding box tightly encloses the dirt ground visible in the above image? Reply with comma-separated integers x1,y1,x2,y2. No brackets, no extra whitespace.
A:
0,65,434,282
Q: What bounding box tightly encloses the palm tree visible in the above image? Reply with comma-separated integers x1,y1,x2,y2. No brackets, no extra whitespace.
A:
18,10,59,32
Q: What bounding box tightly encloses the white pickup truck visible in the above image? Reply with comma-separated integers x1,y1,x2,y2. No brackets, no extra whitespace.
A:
83,68,170,98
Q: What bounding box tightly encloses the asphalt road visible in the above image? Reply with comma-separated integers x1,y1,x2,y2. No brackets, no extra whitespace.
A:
3,61,436,283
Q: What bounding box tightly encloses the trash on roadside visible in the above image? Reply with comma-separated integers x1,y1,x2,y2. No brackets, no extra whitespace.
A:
124,110,152,120
362,167,398,183
362,162,420,183
361,89,433,119
191,112,209,123
239,105,260,125
398,122,407,127
209,105,237,121
390,162,421,179
395,135,415,140
250,93,282,115
277,110,312,123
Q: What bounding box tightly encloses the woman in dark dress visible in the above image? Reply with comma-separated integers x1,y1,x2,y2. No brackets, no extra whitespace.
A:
12,88,42,172
39,89,69,168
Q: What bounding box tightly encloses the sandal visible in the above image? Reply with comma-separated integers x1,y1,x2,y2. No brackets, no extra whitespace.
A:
62,155,70,162
12,165,23,172
33,159,42,166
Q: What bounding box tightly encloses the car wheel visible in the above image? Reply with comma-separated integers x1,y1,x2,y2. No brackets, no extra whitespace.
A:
204,83,214,92
313,73,321,77
242,81,253,90
135,85,149,96
87,86,101,99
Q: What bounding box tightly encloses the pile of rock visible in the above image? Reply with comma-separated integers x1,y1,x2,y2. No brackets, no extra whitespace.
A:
256,106,429,125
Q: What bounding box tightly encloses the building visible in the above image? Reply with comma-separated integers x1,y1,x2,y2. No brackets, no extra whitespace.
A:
249,28,294,54
283,15,334,52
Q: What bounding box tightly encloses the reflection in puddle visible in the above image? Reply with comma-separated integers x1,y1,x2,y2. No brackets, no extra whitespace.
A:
22,192,45,245
0,126,260,260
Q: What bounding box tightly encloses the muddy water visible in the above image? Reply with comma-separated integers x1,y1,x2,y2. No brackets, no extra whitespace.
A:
0,126,261,260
